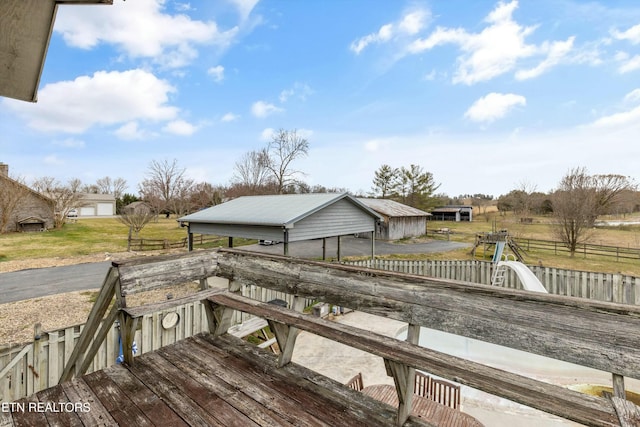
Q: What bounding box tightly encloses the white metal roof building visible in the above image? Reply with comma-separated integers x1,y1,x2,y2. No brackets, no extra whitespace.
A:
178,193,383,258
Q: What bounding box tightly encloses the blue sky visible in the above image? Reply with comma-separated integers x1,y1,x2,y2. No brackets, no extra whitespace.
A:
2,0,640,198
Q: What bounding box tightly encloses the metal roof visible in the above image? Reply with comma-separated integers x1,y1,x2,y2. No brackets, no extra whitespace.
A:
358,198,430,218
0,0,112,102
179,193,382,228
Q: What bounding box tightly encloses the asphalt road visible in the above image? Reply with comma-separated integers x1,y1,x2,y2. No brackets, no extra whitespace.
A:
0,262,111,304
0,237,469,303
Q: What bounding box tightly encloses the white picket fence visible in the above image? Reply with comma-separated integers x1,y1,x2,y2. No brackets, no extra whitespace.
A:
345,259,640,306
0,284,314,403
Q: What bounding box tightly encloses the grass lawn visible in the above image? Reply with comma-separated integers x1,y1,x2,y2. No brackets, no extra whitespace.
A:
0,216,246,262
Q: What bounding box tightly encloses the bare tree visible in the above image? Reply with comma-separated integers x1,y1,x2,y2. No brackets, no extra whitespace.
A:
33,177,84,228
190,182,225,211
139,159,192,216
552,167,635,256
118,202,155,250
96,176,128,199
264,129,309,194
233,150,271,193
0,175,31,233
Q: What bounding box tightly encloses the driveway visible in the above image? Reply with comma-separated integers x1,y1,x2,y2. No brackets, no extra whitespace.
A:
239,235,469,259
0,237,469,303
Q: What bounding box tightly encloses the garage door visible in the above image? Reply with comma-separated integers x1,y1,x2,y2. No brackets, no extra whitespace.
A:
97,203,113,216
80,207,95,216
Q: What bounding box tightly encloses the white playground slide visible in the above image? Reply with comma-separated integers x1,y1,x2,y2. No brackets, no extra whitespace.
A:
495,261,548,293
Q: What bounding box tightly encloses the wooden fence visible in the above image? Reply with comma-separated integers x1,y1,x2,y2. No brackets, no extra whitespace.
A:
345,259,640,305
0,284,313,403
512,237,640,261
128,234,222,251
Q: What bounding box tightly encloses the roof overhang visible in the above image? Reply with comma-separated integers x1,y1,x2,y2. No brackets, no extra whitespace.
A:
0,0,112,102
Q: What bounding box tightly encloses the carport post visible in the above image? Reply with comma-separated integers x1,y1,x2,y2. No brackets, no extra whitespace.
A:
187,228,193,252
371,230,375,260
322,238,326,260
337,235,341,262
284,230,289,256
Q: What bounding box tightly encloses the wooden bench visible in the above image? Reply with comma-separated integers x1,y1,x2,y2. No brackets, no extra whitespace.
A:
60,251,223,382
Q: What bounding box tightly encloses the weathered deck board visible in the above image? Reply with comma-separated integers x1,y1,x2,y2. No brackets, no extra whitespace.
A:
82,370,154,426
6,333,455,426
101,364,188,427
36,384,83,427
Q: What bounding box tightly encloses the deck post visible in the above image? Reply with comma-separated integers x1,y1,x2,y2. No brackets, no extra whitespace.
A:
385,323,420,426
271,296,306,367
613,374,626,399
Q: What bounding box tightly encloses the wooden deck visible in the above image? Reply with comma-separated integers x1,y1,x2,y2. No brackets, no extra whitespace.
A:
1,333,482,427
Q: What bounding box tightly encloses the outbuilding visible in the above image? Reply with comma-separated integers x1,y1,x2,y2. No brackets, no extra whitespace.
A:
430,205,473,222
178,193,383,259
357,198,430,240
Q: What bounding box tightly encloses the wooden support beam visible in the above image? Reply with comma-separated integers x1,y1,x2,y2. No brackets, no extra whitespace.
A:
59,267,118,382
118,312,139,366
272,296,305,367
208,292,620,427
77,302,120,376
385,324,420,426
613,374,626,400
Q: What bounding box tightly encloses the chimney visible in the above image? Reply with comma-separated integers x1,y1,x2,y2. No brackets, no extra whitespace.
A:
0,163,7,176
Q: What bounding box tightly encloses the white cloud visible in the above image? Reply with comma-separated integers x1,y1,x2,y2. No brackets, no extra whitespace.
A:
407,1,574,85
228,0,260,21
350,9,429,54
54,0,238,68
591,105,640,128
162,119,198,135
624,88,640,104
515,37,575,80
115,122,147,140
43,155,63,166
260,127,275,141
279,82,314,102
208,65,225,82
251,101,283,118
465,92,526,123
221,112,240,122
364,138,393,152
612,23,640,44
3,69,179,133
53,138,85,148
617,54,640,73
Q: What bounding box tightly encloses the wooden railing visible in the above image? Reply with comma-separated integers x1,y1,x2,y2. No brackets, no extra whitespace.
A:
7,248,639,426
344,258,640,305
215,249,640,426
0,279,312,403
